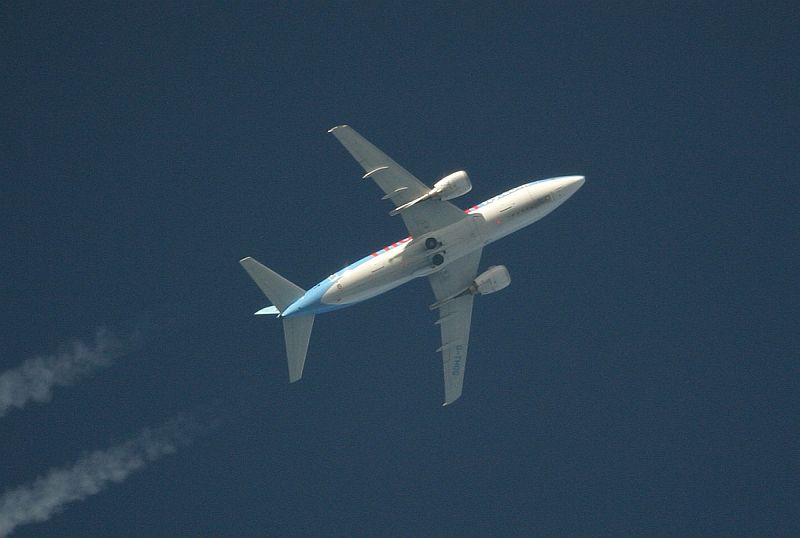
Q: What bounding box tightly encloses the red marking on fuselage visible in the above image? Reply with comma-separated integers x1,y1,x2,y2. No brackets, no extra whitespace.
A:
372,236,414,258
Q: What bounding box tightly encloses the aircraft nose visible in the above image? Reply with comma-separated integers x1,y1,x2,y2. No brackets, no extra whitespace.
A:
553,175,585,198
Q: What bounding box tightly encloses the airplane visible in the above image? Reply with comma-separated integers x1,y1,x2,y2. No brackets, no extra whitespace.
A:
240,125,584,405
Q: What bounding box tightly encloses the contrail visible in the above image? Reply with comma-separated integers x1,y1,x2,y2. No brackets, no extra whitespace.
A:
0,329,122,418
0,414,202,537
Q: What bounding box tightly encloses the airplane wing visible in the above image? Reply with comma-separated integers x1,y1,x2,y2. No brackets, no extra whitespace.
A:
329,125,467,237
428,249,482,405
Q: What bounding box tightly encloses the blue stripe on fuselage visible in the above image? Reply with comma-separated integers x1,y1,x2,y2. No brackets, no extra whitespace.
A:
281,278,336,317
282,253,376,317
329,252,374,279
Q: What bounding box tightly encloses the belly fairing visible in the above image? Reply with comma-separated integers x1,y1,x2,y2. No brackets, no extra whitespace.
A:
322,216,486,306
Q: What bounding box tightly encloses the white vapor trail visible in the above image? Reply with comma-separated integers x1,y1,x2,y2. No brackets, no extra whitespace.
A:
0,415,199,537
0,329,121,418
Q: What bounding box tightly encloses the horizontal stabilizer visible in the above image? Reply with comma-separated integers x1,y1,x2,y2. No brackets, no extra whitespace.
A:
239,257,304,313
240,257,316,382
283,315,315,382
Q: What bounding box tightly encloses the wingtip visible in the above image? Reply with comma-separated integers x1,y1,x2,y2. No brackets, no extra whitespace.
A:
288,373,303,383
442,391,463,406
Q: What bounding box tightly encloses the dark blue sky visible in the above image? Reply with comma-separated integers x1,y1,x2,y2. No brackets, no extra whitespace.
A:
2,3,797,536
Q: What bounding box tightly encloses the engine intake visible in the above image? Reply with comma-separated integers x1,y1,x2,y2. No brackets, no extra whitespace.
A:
429,265,511,310
389,170,472,216
470,265,511,295
432,170,472,201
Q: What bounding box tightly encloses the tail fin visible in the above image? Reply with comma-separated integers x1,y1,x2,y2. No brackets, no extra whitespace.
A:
239,257,314,382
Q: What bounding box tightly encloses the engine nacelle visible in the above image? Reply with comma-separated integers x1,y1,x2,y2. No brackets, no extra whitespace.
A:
471,265,511,295
432,170,472,201
429,264,510,310
390,170,472,216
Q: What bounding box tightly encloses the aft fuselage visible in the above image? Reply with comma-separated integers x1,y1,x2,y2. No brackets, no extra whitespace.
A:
281,175,584,317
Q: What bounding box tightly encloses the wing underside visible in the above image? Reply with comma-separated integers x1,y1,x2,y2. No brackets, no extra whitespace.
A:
328,125,467,237
428,249,482,405
329,125,482,404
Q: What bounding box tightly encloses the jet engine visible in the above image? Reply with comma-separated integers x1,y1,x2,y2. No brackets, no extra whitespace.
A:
470,265,511,295
389,171,472,216
429,265,510,310
432,170,472,200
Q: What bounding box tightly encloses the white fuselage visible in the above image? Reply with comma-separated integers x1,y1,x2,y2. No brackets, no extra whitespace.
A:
282,175,584,317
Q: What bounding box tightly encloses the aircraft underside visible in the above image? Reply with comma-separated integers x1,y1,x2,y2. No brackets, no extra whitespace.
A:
240,125,584,404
